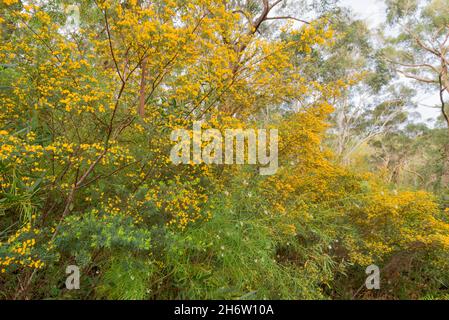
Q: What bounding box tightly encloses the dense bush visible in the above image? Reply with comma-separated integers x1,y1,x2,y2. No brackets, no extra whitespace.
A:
1,0,448,300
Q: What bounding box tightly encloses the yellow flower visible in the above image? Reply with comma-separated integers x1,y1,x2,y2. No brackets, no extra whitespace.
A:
3,0,19,5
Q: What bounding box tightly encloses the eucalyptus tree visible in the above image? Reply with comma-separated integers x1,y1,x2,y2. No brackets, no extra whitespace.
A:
299,7,408,165
383,0,449,186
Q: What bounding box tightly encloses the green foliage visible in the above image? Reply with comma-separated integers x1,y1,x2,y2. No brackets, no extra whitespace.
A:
1,0,449,302
160,189,336,300
96,255,155,299
54,212,152,260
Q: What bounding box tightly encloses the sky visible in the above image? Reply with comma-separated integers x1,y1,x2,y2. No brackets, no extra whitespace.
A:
340,0,387,27
339,0,442,122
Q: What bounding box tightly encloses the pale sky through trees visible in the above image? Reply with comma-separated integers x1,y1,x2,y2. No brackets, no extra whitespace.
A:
341,0,442,122
341,0,387,27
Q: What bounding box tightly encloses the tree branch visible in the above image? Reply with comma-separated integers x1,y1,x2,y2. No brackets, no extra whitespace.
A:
397,70,438,83
264,16,310,24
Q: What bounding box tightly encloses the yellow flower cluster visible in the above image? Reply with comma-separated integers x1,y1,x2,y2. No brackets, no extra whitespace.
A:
0,223,45,273
2,0,19,5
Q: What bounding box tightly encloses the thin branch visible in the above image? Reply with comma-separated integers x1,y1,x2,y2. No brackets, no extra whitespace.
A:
397,70,438,84
269,0,283,10
232,9,253,26
388,59,439,73
76,160,140,189
104,9,125,83
264,16,310,24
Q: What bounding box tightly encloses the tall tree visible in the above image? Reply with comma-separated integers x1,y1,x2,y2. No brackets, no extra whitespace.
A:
384,0,449,186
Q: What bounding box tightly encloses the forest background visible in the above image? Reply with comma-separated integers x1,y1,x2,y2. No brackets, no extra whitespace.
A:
1,0,449,300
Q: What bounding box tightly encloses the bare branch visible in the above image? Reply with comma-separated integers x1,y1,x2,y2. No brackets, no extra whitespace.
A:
397,70,438,84
264,16,310,24
269,0,283,10
104,9,125,83
388,58,439,73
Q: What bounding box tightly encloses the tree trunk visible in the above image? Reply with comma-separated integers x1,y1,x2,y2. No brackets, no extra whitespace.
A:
439,65,449,187
441,133,449,188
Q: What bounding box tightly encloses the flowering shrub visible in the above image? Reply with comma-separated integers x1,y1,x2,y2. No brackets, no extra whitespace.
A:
0,0,448,300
